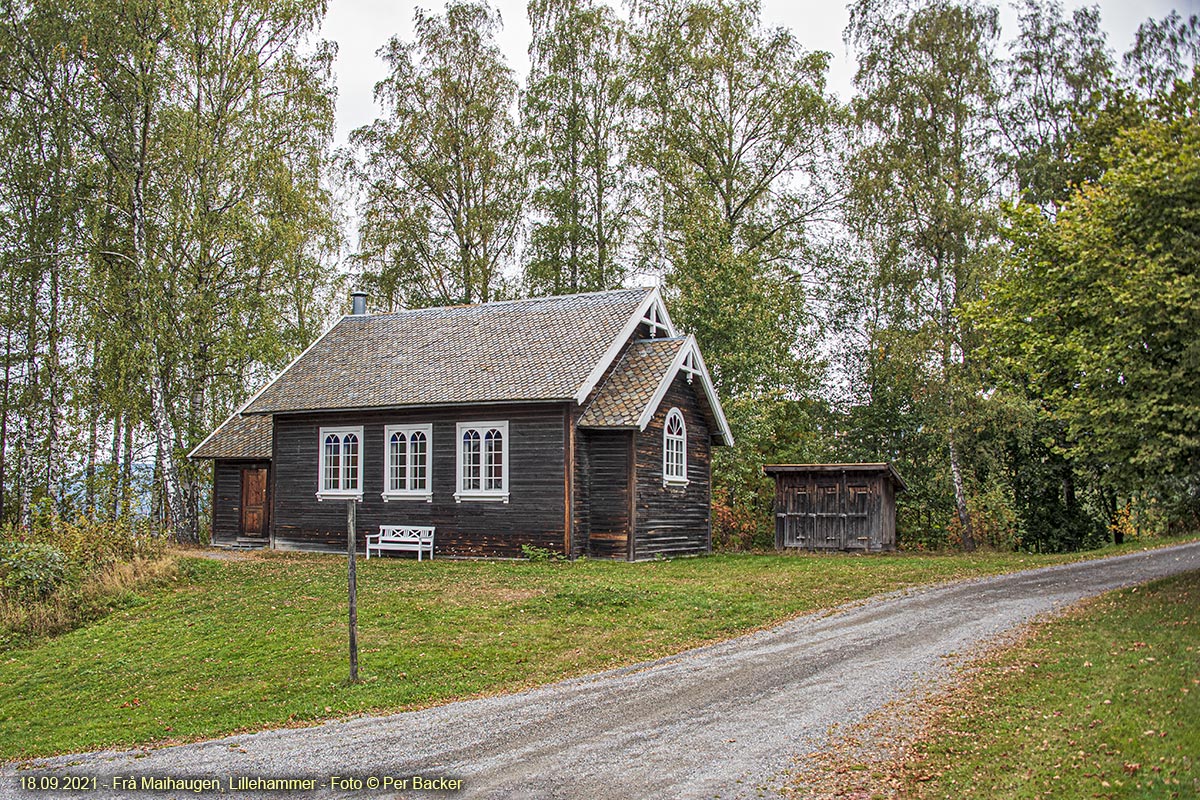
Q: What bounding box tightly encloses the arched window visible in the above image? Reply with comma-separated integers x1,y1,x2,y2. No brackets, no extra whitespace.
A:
318,427,363,498
663,408,687,485
389,431,408,488
383,425,432,500
461,429,481,491
484,428,504,490
323,434,341,492
410,430,428,490
341,433,359,490
456,421,510,501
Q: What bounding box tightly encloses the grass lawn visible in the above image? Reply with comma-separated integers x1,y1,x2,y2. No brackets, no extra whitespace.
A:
0,539,1192,760
902,570,1199,799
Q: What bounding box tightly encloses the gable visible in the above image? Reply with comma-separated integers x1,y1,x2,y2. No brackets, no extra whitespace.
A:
579,334,733,445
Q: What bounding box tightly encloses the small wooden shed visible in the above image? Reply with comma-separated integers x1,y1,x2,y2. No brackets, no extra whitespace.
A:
763,463,907,552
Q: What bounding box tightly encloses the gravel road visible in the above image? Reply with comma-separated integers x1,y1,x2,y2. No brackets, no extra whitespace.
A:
6,541,1200,800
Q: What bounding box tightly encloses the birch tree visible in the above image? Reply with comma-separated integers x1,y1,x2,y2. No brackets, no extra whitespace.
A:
845,0,1004,550
521,0,633,294
352,0,524,308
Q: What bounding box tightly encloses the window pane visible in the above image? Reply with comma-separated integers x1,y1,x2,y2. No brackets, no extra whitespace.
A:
343,433,359,490
389,432,407,491
462,430,480,490
485,429,503,490
664,411,686,480
410,432,427,490
324,435,340,491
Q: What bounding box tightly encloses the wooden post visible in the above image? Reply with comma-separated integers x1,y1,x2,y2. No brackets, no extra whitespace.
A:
347,499,359,683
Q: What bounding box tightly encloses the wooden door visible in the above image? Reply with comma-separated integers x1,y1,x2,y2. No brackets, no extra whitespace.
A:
240,467,269,538
586,433,631,559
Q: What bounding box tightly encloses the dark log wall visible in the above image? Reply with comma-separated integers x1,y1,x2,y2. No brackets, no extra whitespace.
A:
771,470,897,552
583,430,633,559
270,404,566,557
572,415,591,558
211,460,269,543
633,374,712,559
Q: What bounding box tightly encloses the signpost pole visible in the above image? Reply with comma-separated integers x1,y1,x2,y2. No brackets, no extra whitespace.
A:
347,499,359,683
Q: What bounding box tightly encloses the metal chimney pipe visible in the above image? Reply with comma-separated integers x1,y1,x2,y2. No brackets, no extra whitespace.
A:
350,291,368,316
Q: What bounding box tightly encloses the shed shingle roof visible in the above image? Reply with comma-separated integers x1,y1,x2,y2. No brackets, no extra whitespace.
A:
190,413,272,460
578,338,685,428
244,288,651,414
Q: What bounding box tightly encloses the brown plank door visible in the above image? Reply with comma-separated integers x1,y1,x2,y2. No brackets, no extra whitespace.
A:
240,467,269,538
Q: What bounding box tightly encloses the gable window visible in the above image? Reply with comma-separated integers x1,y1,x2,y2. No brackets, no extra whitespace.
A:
456,421,509,502
318,426,363,500
383,424,433,502
663,408,688,486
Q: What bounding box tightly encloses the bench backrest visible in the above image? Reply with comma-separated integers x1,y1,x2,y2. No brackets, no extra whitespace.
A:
378,525,434,543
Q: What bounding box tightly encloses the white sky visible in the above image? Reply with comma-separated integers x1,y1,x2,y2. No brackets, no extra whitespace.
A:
320,0,1198,150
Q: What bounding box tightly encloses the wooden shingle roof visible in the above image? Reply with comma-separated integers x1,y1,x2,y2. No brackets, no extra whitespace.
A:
190,413,272,460
578,338,686,428
243,288,652,414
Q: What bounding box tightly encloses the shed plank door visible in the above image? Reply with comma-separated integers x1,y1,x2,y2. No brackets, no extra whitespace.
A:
240,468,268,538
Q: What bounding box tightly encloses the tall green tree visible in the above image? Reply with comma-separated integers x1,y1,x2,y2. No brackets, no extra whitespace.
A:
980,86,1200,535
844,0,1003,549
1125,11,1199,98
352,0,525,308
522,0,633,294
1001,0,1114,211
627,0,839,544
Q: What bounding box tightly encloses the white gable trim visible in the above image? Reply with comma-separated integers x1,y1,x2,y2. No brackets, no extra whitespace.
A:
187,315,345,459
574,287,676,405
635,335,734,445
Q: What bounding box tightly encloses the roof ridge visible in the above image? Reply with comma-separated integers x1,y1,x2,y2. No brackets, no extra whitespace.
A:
353,287,652,320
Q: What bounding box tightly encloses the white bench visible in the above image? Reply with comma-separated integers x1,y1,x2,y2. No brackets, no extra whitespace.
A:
366,526,435,561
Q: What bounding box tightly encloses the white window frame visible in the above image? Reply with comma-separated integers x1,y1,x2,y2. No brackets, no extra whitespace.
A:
382,424,433,502
663,407,688,487
317,426,364,501
455,420,510,503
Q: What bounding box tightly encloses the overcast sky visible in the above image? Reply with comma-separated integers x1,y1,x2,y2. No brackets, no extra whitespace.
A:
320,0,1197,150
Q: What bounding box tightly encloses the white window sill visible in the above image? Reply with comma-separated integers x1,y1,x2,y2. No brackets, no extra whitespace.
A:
454,491,510,504
317,492,363,502
382,491,433,503
662,478,690,488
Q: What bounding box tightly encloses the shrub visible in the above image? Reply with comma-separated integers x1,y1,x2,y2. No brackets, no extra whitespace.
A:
0,541,67,601
520,544,566,562
13,512,165,573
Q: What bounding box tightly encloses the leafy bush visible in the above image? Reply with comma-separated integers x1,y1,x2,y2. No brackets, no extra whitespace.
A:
520,544,566,562
15,510,165,572
0,541,67,601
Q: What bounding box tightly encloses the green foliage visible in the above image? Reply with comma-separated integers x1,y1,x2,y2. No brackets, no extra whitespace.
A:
0,541,67,602
15,511,166,573
520,544,567,562
842,0,1005,550
351,0,524,308
522,0,633,295
1002,0,1114,210
979,87,1200,535
0,0,341,539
